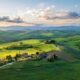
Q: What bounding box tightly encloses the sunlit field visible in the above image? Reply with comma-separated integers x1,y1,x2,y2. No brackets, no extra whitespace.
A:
0,39,60,59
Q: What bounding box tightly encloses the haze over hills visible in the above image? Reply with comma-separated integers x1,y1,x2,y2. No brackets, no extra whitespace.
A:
0,26,80,31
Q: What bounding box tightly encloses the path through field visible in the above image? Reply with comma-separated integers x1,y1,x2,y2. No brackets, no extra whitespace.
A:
0,62,14,69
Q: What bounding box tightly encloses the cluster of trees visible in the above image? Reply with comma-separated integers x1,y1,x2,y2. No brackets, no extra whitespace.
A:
5,52,48,62
0,53,28,66
45,40,56,44
6,53,29,62
5,44,34,50
0,51,58,66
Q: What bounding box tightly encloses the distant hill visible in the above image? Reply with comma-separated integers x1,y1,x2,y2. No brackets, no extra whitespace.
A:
0,26,80,43
0,26,80,31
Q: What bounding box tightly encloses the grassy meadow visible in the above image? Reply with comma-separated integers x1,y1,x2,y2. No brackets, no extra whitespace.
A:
0,60,80,80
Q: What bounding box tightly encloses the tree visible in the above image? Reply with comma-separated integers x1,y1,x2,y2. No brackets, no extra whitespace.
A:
6,55,13,62
14,54,21,61
36,52,39,55
51,40,56,44
54,54,58,60
20,42,23,45
31,52,41,60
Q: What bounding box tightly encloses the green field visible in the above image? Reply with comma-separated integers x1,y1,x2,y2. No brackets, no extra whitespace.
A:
0,29,80,80
0,60,80,80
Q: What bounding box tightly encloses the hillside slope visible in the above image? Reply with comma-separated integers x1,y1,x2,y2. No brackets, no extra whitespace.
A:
0,60,80,80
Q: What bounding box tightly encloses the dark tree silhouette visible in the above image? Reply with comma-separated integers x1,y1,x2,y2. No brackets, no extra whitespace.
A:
36,52,39,55
14,54,21,61
54,54,58,60
6,55,13,62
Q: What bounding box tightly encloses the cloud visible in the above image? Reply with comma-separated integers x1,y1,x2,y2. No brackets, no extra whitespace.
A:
0,16,24,23
40,11,80,20
68,12,80,18
0,16,34,27
20,5,55,22
22,7,80,26
0,16,9,21
0,5,80,27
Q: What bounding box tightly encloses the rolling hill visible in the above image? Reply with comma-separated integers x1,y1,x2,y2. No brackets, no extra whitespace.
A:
0,26,80,80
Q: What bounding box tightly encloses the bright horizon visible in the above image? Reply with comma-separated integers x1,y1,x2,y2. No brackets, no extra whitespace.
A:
0,0,80,27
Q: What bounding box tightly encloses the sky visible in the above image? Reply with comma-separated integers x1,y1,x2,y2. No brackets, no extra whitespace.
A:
0,0,80,27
